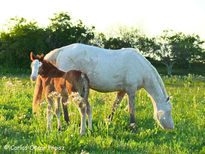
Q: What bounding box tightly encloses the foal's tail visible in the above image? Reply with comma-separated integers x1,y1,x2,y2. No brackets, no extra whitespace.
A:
33,76,44,114
81,73,89,100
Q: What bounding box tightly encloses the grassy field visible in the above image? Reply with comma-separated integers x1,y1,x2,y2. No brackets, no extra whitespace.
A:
0,74,204,153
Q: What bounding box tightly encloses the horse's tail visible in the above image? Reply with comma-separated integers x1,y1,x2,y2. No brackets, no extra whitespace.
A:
33,76,44,115
81,73,89,100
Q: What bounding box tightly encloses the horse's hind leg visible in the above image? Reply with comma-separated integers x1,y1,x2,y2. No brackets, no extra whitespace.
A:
108,91,126,121
55,97,61,131
61,95,70,125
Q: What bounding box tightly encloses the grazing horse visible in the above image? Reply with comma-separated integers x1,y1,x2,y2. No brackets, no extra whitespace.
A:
33,43,174,131
30,52,92,135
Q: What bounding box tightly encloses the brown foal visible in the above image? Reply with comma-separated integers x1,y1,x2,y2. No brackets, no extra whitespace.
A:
30,52,92,135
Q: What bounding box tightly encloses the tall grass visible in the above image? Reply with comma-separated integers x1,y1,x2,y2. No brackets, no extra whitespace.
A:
0,75,204,153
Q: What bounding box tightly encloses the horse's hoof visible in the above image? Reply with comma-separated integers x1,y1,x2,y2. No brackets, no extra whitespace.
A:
130,123,138,132
107,114,113,122
105,118,111,125
66,121,70,126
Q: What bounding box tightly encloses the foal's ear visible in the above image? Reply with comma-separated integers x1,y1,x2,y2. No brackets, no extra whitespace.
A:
39,53,44,61
40,53,44,58
30,52,36,61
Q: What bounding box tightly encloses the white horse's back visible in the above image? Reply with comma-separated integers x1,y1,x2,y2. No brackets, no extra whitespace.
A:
52,43,151,92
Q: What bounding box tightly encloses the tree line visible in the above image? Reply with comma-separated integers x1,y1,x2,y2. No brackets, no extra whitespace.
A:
0,12,204,75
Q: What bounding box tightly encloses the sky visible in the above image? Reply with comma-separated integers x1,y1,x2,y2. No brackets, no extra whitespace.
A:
0,0,205,39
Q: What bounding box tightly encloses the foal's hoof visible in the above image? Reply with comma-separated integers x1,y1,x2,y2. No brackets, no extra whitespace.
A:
130,123,138,132
106,115,113,124
105,118,111,125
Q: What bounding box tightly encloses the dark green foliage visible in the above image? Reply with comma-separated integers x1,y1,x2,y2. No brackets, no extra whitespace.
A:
0,12,95,69
48,12,94,49
0,17,50,68
155,30,205,75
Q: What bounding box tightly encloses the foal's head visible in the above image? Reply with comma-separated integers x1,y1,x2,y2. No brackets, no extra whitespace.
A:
30,52,44,81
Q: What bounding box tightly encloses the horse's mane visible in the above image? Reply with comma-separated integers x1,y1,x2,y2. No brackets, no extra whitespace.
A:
146,59,168,97
134,48,168,97
40,59,65,77
42,59,58,69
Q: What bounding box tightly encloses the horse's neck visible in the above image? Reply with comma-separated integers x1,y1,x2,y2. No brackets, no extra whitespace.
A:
144,73,167,110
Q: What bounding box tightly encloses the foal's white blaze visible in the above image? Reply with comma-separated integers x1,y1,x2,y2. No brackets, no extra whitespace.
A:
30,60,42,81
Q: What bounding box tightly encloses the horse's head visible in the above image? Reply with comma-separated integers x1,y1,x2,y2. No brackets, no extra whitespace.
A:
30,52,44,81
154,97,174,130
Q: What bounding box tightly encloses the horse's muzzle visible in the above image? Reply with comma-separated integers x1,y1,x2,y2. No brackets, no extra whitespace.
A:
164,125,174,130
30,76,37,81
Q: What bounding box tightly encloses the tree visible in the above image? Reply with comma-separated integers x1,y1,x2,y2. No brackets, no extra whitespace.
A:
48,12,95,49
0,13,95,69
155,30,205,75
103,26,158,56
89,32,107,48
0,17,49,67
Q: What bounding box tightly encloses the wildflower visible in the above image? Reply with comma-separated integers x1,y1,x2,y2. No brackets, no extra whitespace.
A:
97,97,105,104
64,101,72,105
6,81,16,88
48,91,61,98
40,102,47,106
70,92,83,103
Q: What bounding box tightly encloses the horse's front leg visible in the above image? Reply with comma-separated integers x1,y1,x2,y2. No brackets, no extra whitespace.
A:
46,96,54,130
128,92,138,132
55,97,61,131
108,91,126,121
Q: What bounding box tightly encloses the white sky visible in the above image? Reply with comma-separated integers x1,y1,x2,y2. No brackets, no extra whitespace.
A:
0,0,205,39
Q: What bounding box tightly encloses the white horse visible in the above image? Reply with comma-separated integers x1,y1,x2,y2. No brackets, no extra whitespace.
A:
32,43,174,131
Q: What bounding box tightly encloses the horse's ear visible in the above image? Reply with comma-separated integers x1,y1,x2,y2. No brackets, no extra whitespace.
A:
39,53,44,61
30,52,35,61
166,96,170,102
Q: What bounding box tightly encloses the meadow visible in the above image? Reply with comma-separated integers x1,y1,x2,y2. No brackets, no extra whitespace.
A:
0,74,204,153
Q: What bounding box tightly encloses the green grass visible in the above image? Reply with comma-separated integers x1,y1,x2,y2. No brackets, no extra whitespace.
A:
0,74,204,153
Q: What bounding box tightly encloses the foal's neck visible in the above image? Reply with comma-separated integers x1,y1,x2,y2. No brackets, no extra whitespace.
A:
40,60,65,78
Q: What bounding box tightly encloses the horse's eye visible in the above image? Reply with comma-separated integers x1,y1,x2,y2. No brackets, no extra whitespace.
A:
38,62,42,67
166,97,170,102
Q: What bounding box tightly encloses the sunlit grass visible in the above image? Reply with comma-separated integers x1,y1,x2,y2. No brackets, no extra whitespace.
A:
0,75,204,153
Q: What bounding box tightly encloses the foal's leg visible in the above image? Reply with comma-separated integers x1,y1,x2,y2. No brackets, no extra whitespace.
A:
46,96,54,130
127,92,138,131
55,97,61,131
61,95,70,125
108,91,126,121
78,101,87,135
33,76,44,114
86,101,92,130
